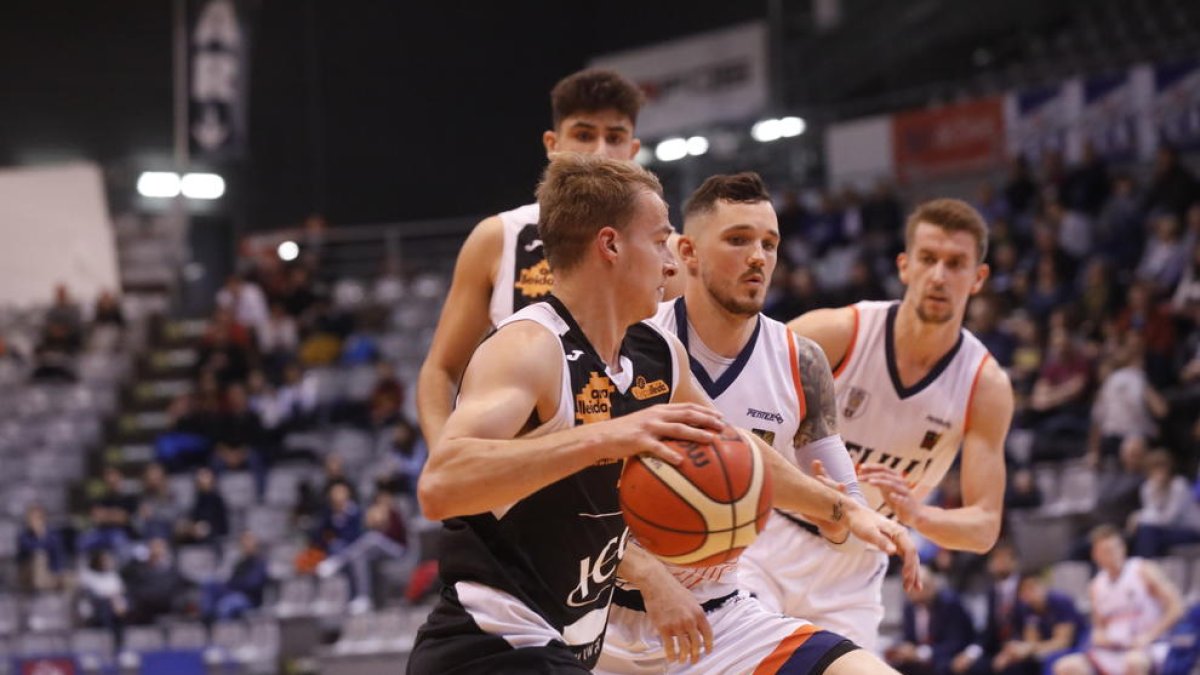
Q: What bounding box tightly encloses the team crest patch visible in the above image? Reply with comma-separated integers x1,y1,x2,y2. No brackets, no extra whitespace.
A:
631,376,670,401
920,430,942,450
515,258,553,299
575,372,615,424
842,386,870,419
751,429,776,446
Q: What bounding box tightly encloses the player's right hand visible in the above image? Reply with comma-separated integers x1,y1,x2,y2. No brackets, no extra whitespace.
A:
843,502,922,593
642,578,714,665
603,403,724,465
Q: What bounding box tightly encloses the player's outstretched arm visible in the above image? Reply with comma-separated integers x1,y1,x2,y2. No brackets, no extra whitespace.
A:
416,216,504,445
860,357,1012,553
617,543,713,665
787,305,858,374
418,322,724,521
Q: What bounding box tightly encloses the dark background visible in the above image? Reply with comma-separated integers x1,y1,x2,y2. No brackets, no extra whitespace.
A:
0,1,763,229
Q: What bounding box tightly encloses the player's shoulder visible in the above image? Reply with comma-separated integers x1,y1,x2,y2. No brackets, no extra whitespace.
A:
496,201,539,227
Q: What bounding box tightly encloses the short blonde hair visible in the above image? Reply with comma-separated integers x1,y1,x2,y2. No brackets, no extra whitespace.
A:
536,153,663,273
905,198,989,263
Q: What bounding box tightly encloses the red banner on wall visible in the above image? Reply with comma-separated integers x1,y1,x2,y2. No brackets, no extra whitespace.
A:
891,97,1006,183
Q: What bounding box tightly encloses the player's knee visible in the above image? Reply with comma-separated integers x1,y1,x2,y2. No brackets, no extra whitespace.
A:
824,647,899,675
1051,655,1088,675
1124,651,1151,674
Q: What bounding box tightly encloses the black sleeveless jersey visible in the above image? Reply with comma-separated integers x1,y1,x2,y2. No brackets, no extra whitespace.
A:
434,294,677,667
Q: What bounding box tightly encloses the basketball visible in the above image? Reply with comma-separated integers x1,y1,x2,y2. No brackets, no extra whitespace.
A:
619,424,772,567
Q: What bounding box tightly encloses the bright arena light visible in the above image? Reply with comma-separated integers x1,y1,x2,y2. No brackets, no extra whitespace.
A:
180,173,226,200
634,147,654,166
686,136,709,156
751,119,783,143
137,172,181,198
277,240,300,262
778,116,806,137
654,137,689,162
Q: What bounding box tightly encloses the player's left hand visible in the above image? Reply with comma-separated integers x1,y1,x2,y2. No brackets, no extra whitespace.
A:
641,578,714,665
859,465,923,527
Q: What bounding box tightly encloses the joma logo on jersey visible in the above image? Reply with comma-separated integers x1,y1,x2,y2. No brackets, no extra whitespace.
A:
842,387,870,419
746,408,784,424
575,372,615,424
515,258,553,299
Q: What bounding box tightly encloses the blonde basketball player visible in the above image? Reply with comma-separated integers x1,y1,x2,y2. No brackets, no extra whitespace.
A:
597,173,919,675
739,198,1014,651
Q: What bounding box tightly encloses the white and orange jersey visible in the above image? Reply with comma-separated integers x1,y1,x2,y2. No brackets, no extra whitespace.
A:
833,301,991,516
489,202,550,326
1091,558,1165,647
649,297,806,602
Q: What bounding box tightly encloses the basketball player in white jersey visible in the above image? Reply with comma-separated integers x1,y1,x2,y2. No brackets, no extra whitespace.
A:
1052,525,1183,675
418,68,649,446
597,173,920,675
740,198,1015,651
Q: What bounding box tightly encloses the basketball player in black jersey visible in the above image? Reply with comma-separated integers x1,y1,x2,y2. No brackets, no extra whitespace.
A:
411,155,916,673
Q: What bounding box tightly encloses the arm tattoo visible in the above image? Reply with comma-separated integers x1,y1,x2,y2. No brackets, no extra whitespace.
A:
831,497,844,522
793,335,839,447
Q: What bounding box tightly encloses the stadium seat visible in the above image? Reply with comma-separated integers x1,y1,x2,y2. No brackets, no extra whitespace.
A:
275,577,317,618
0,596,19,636
27,593,71,633
218,471,257,510
246,506,290,544
313,574,351,617
178,545,219,583
70,627,116,661
16,631,68,656
167,621,209,649
1050,561,1092,609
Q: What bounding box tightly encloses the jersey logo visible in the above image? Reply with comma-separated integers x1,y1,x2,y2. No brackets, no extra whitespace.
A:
575,372,615,424
746,408,784,424
842,386,870,419
630,376,670,401
920,430,942,450
515,258,553,299
565,350,584,361
751,429,776,445
523,238,544,252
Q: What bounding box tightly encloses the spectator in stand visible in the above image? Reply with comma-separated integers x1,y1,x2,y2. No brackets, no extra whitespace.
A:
1128,449,1200,558
1005,467,1044,512
123,537,193,624
1062,142,1110,217
1005,155,1039,219
216,273,270,334
764,266,825,321
376,418,427,497
952,541,1023,674
969,295,1017,368
134,462,181,541
317,489,409,610
1136,213,1190,296
1143,145,1200,219
196,307,252,386
212,383,267,496
1172,239,1200,312
311,483,363,591
78,549,127,641
1114,282,1177,387
282,265,319,318
178,467,228,544
77,503,133,563
834,256,887,306
887,565,976,675
201,531,268,621
1023,222,1077,287
16,504,67,592
991,573,1084,674
1025,257,1071,322
1027,326,1093,460
1007,312,1043,399
32,285,83,382
96,466,137,533
0,335,26,368
1088,335,1167,467
1048,200,1094,262
1077,259,1117,340
1053,525,1184,675
989,242,1022,306
1097,174,1146,271
92,290,125,329
366,360,404,429
255,302,298,378
975,180,1011,226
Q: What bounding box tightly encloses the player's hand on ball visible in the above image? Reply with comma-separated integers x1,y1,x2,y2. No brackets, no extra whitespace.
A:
858,465,922,526
609,403,724,464
642,579,714,665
